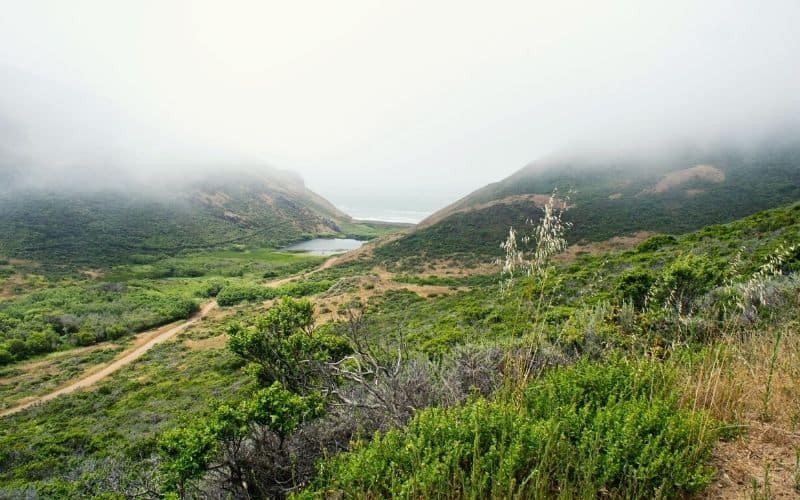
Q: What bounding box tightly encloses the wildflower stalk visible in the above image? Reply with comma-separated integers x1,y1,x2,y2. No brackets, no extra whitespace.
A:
760,326,783,422
498,191,571,387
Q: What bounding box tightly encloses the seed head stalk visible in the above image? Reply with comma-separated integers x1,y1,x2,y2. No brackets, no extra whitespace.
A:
498,191,571,386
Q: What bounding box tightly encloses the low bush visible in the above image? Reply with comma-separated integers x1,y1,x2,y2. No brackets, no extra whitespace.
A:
636,234,678,253
0,284,199,362
617,269,656,309
0,348,13,365
216,284,271,306
276,280,334,298
217,280,334,307
299,359,717,499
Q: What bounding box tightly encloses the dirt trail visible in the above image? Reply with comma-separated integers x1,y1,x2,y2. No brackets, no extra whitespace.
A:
0,301,218,418
1,250,351,418
0,241,457,417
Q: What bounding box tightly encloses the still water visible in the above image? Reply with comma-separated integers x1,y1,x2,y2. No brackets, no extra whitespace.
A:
281,238,365,256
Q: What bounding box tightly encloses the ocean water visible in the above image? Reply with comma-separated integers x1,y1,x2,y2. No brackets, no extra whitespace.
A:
341,207,431,224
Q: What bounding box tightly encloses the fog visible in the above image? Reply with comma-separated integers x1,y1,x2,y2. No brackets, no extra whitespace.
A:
1,0,799,220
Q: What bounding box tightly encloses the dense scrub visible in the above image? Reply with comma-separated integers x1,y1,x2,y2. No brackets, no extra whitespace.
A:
0,249,324,364
0,283,198,364
1,202,799,497
300,359,716,499
0,334,248,497
216,279,334,306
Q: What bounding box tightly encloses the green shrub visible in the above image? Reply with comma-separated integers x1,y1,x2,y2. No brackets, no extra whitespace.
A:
275,280,334,298
299,359,717,499
72,330,97,347
652,254,718,310
420,321,465,355
24,331,54,355
105,323,128,340
5,338,27,357
0,348,14,365
198,280,224,298
158,422,220,493
159,382,324,493
227,298,351,390
216,283,270,306
636,234,677,253
617,269,656,309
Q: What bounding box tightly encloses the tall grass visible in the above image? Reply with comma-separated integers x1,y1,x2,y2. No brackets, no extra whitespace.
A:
498,193,572,387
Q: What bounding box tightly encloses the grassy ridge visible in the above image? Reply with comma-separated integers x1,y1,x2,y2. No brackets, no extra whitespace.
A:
0,173,405,268
377,146,800,261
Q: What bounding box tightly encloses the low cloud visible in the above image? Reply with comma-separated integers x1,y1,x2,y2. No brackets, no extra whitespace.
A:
1,1,799,212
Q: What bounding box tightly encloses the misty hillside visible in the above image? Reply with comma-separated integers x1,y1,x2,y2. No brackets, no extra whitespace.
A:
0,168,369,267
377,142,800,261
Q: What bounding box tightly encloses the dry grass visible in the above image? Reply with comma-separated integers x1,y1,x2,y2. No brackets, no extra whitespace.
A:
183,334,228,350
643,164,725,195
415,259,499,277
80,268,104,279
681,322,800,498
553,230,654,263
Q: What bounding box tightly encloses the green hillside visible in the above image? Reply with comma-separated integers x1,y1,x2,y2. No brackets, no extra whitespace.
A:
2,148,800,498
2,197,799,497
377,143,800,262
0,169,388,268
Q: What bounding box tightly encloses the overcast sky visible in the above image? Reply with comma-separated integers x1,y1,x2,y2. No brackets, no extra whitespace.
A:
1,1,799,220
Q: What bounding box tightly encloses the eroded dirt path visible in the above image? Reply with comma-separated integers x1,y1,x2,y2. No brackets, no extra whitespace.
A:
1,240,483,418
0,300,218,418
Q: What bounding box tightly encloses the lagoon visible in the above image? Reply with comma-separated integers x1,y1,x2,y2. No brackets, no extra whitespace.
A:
281,238,365,256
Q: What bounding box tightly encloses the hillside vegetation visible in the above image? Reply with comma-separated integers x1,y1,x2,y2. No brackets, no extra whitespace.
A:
0,168,395,268
2,196,798,497
377,143,800,263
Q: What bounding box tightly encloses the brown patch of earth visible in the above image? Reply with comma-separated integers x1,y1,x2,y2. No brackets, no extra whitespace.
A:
261,265,468,326
0,274,27,298
184,334,227,350
643,165,725,195
418,193,570,229
554,231,655,262
703,422,800,498
80,268,104,279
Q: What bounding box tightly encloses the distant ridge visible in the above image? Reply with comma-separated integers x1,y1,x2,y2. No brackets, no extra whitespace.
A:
377,141,800,261
0,167,361,267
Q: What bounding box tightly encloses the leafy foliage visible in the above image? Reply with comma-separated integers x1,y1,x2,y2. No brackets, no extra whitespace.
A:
158,382,324,494
299,359,717,499
216,280,334,307
0,283,198,364
227,298,350,390
3,196,800,497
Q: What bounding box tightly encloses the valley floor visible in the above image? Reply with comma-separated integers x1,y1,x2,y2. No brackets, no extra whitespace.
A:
1,300,218,417
2,204,800,498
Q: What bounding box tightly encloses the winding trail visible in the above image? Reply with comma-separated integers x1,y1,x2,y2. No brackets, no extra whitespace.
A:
1,240,427,418
0,300,218,418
